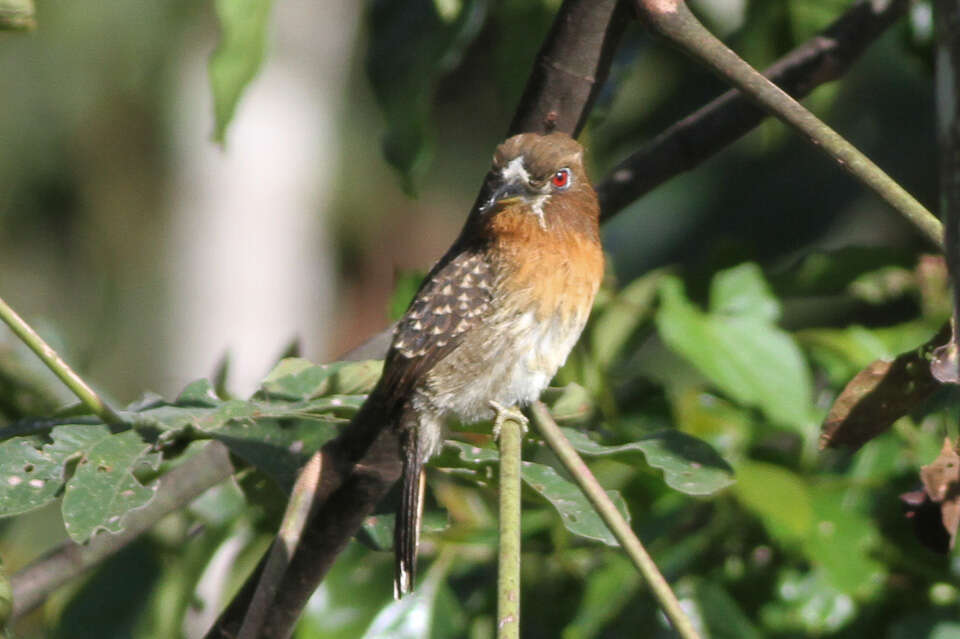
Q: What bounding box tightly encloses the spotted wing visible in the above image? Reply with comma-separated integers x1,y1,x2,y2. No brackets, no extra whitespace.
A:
378,247,494,410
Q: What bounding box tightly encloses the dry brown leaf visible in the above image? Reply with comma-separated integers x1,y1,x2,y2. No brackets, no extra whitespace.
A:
820,324,949,450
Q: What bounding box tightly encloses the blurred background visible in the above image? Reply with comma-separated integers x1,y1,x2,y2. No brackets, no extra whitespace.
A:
0,0,935,402
0,0,951,637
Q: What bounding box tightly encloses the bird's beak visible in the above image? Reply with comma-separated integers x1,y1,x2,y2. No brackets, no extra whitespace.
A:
485,179,528,211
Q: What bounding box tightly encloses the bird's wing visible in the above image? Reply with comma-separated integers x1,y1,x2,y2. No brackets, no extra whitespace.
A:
377,246,494,411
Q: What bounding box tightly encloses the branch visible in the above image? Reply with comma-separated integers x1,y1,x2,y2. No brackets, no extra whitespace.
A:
0,295,122,424
11,441,235,619
932,0,960,381
529,402,700,639
496,417,523,639
632,0,942,248
597,0,910,219
508,0,630,137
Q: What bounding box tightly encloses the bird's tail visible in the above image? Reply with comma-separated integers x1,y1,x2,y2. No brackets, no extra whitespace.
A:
394,433,425,598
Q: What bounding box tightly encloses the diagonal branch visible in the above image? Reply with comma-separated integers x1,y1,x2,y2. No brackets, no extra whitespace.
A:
597,0,910,219
631,0,941,247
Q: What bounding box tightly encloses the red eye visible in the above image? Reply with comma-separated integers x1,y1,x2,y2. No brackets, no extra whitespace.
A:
551,168,571,189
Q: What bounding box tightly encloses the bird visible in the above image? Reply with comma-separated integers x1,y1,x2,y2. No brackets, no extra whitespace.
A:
350,131,604,598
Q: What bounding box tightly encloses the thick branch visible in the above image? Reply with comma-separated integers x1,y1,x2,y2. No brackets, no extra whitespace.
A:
11,441,234,620
509,0,630,137
597,0,909,219
632,0,941,247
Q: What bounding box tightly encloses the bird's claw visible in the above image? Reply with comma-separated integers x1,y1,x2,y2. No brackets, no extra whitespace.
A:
489,401,528,440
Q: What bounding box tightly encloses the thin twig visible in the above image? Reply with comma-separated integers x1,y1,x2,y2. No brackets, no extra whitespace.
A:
0,295,122,424
11,441,235,619
634,0,942,248
530,402,701,639
497,418,523,639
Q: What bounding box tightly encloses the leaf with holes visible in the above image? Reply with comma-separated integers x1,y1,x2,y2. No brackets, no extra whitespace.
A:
0,438,64,517
561,427,734,495
521,461,629,546
52,425,160,542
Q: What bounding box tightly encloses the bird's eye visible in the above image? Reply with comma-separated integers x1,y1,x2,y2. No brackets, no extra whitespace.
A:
551,168,571,189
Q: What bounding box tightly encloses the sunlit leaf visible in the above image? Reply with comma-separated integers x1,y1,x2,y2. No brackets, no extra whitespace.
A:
733,461,812,542
656,265,814,431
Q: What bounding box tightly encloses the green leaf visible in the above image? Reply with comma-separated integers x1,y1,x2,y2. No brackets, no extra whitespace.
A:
521,461,629,546
367,0,487,190
0,438,63,517
260,358,381,400
656,265,814,431
560,427,734,496
52,425,159,542
733,461,812,543
209,0,274,144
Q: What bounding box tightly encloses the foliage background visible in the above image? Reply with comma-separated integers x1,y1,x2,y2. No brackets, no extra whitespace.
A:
1,0,958,637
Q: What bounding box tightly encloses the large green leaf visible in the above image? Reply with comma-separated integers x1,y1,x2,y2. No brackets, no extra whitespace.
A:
52,425,159,542
209,0,274,143
656,264,815,431
521,461,630,546
561,427,734,496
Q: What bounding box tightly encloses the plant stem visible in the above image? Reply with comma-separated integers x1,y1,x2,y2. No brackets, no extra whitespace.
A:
238,451,323,639
497,417,523,639
635,0,943,249
0,295,121,424
530,402,701,639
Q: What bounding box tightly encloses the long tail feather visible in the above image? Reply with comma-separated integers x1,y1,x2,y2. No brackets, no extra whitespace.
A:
394,435,424,598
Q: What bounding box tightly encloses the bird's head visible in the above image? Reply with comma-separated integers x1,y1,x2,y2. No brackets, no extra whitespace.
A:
476,132,597,231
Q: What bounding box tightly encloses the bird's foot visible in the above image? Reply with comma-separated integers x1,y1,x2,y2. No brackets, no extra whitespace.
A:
489,401,528,440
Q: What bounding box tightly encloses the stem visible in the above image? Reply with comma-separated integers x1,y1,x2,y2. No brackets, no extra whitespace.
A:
0,295,121,424
530,402,701,639
635,0,943,249
238,451,323,639
497,417,523,639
